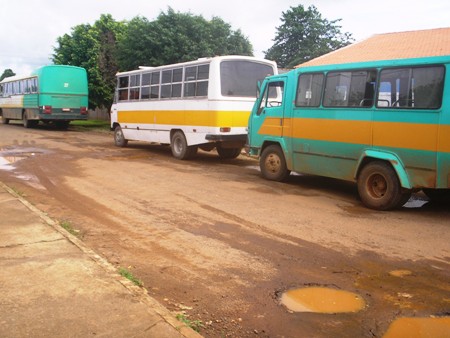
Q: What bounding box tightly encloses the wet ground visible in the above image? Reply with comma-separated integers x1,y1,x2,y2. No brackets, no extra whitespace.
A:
0,122,449,337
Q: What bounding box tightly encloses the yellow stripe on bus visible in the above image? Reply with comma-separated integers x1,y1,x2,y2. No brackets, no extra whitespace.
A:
118,110,250,127
259,117,450,153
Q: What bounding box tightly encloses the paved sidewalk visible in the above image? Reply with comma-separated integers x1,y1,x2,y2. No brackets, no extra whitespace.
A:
0,182,201,338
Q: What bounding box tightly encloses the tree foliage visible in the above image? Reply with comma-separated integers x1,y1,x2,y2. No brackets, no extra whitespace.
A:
117,8,253,70
0,69,15,81
52,14,125,109
52,9,252,109
265,5,354,68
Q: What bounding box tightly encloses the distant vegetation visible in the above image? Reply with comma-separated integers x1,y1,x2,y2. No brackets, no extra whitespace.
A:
2,6,352,111
0,69,15,81
265,5,353,68
51,9,252,110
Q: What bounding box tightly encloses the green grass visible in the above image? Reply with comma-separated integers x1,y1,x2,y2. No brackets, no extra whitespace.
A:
60,220,80,237
70,119,110,132
176,313,205,332
118,267,143,287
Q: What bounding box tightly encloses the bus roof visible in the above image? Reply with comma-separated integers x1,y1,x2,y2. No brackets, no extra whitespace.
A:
116,55,276,76
0,73,34,83
0,65,86,84
292,54,450,74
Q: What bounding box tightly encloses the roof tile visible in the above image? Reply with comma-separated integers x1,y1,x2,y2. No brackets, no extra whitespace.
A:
296,27,450,67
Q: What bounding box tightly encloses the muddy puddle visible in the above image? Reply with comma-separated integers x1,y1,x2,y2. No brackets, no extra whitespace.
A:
389,269,413,277
382,317,450,338
280,287,365,314
0,148,46,171
0,148,49,190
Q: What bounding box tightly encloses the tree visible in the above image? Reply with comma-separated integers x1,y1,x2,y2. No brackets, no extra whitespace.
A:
53,10,253,107
117,8,253,71
0,69,15,81
53,14,125,109
265,5,354,68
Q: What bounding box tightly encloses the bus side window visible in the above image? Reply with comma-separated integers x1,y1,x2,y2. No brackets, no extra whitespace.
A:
411,67,444,108
296,73,324,107
377,82,392,106
129,74,140,100
118,76,129,101
377,66,444,109
31,78,38,93
323,70,376,107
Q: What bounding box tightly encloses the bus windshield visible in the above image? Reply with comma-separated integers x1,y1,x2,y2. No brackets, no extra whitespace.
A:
220,60,275,97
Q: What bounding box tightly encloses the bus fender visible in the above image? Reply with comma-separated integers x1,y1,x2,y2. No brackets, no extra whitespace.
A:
356,150,412,189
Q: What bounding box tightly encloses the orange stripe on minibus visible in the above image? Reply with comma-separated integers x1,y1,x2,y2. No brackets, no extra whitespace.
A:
259,117,449,153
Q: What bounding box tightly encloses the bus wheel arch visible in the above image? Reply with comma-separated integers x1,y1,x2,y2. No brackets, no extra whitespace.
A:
170,130,197,160
259,143,290,182
114,124,128,147
357,159,411,210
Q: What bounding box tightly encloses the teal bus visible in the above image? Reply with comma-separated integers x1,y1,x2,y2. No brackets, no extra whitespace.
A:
0,65,88,128
246,55,450,210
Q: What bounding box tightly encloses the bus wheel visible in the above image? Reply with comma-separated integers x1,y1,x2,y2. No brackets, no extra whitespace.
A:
171,131,197,160
357,161,410,210
114,125,128,147
23,113,34,128
260,145,290,182
217,146,241,159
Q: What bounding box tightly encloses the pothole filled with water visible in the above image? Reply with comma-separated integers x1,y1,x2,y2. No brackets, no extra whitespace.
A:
0,148,45,171
280,287,365,314
389,269,413,277
382,317,450,338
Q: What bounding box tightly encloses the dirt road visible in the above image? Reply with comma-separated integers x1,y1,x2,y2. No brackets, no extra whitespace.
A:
0,122,449,337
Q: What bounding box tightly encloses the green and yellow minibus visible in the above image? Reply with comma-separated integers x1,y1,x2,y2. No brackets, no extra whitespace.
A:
246,55,450,210
0,65,88,128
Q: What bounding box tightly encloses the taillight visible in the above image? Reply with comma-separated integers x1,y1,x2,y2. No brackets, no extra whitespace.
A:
80,107,87,115
43,106,52,114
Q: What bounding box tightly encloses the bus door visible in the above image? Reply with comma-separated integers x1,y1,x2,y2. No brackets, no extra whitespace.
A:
248,79,286,150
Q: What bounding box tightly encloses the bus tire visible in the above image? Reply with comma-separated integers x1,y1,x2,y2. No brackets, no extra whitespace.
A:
260,145,290,182
23,112,33,128
217,146,241,159
114,125,128,147
171,131,197,160
1,116,9,124
357,161,410,210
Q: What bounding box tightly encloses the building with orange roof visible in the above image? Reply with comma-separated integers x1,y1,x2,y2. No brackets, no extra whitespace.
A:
296,27,450,68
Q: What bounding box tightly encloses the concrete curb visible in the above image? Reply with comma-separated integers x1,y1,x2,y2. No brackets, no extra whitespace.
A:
0,181,203,338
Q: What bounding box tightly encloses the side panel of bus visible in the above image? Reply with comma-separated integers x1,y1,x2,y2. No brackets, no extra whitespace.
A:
248,57,450,209
112,99,252,146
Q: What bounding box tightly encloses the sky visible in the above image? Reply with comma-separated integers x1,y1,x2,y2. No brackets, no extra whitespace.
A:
1,0,449,75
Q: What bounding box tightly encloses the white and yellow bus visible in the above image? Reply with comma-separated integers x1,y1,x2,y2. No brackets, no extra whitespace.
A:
110,55,277,159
